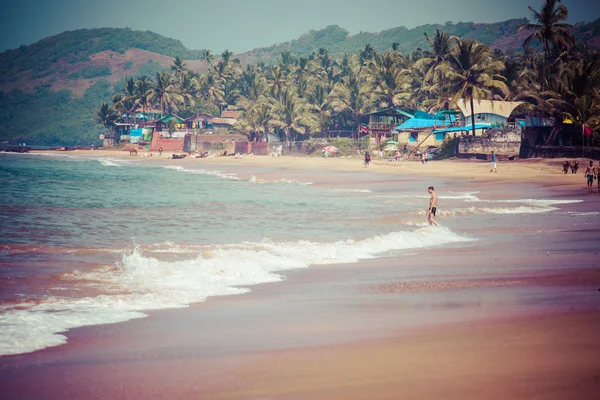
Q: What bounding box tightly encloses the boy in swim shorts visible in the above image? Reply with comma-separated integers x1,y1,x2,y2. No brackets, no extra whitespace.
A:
428,186,438,226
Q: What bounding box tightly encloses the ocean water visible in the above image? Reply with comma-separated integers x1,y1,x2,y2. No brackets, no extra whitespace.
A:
0,153,589,356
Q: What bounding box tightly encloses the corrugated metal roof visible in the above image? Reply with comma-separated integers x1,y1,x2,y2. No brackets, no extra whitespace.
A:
222,110,241,119
394,118,452,130
365,107,415,119
210,117,237,125
432,124,492,133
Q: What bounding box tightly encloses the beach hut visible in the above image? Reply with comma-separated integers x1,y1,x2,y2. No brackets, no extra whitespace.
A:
456,99,523,128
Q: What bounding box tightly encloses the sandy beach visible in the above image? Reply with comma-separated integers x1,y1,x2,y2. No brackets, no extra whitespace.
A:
2,150,599,399
34,147,599,189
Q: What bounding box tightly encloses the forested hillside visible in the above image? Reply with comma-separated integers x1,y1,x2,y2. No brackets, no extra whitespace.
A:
0,14,599,146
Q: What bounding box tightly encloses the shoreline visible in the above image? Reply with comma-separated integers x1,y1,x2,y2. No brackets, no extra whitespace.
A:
2,149,599,399
28,148,599,191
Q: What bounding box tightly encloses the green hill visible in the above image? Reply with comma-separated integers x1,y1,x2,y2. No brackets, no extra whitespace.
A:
0,20,598,146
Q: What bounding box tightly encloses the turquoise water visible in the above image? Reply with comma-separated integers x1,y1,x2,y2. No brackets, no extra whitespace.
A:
0,154,397,249
0,153,590,357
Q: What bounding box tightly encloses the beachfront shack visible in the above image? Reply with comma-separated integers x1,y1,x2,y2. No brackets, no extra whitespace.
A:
155,114,186,137
210,111,239,130
185,113,215,130
364,107,413,144
456,99,523,130
394,111,456,148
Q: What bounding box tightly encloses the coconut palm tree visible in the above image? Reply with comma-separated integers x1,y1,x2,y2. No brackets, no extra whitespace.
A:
545,58,600,144
255,101,274,142
147,71,184,114
518,0,574,90
331,67,372,138
134,76,152,117
370,52,407,108
201,50,214,68
435,38,509,136
95,103,118,138
415,29,453,85
306,83,334,136
238,66,266,107
221,49,234,65
272,89,305,141
171,56,186,76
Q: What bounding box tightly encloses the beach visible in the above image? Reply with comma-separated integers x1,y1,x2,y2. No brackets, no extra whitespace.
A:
1,151,599,399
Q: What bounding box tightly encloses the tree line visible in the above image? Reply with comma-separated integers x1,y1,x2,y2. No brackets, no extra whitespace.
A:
96,0,600,145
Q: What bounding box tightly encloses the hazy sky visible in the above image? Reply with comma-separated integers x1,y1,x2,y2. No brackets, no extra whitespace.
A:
1,0,599,54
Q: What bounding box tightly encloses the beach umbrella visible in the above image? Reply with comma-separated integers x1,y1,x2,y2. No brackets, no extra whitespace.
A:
323,146,338,152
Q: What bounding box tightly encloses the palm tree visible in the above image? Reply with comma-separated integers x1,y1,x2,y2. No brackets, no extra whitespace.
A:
171,56,186,75
273,89,305,141
331,67,372,138
201,50,214,68
415,29,453,84
147,71,184,114
518,0,574,90
267,66,290,100
306,83,334,136
435,38,509,136
238,66,266,107
545,58,600,144
134,76,152,118
95,103,118,139
255,101,274,142
221,49,234,65
370,52,407,108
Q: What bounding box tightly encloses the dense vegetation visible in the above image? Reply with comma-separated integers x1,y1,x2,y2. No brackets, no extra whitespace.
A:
0,80,112,145
0,1,599,146
95,0,600,147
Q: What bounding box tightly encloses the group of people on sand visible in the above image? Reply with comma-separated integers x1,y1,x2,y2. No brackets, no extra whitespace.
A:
584,161,600,192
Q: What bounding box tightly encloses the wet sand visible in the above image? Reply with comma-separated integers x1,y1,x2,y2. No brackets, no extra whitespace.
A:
2,150,599,399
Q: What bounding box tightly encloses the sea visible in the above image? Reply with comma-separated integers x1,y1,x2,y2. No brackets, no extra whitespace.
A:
0,153,594,357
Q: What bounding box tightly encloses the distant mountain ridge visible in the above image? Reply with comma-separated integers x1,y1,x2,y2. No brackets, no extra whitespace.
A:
1,18,599,96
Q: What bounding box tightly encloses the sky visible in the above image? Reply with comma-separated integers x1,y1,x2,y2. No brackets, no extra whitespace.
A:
0,0,599,54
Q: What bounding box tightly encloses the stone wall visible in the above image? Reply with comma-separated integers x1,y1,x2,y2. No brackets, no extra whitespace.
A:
458,128,521,156
184,134,246,153
519,145,600,159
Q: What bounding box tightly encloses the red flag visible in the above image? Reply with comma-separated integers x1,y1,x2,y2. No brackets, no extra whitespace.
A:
360,125,368,133
583,125,592,137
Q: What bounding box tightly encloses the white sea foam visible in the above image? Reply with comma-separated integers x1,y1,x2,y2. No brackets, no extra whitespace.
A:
0,226,472,356
416,206,558,217
564,211,600,216
163,165,240,180
98,158,121,167
333,188,373,193
496,199,583,206
278,179,313,185
390,192,482,202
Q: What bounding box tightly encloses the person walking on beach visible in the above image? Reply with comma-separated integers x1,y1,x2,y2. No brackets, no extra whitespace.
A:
427,186,438,226
159,146,163,156
585,161,594,191
490,151,497,173
364,151,371,167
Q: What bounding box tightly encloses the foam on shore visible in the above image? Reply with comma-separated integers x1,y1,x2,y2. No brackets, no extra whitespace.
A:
0,226,472,356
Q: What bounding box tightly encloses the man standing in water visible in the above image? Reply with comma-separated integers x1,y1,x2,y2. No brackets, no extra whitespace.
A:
427,186,438,226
